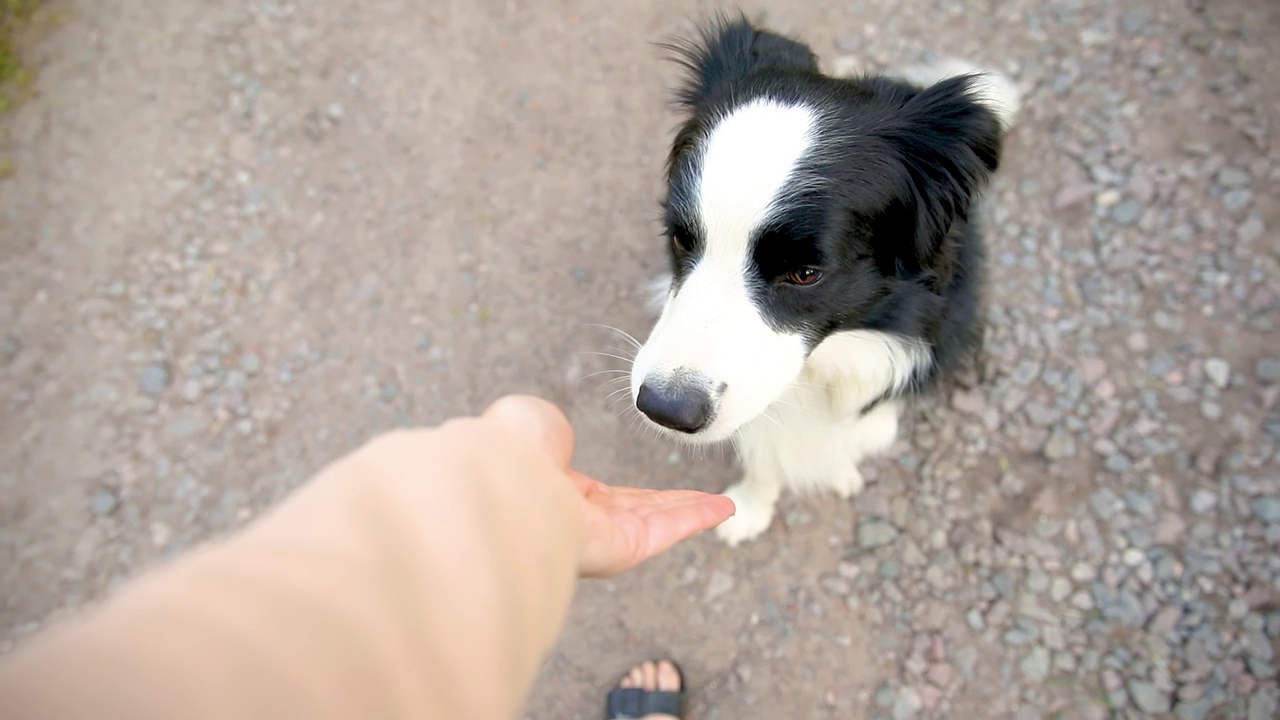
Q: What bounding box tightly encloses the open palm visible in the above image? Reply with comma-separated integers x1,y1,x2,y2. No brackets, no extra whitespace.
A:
570,470,736,577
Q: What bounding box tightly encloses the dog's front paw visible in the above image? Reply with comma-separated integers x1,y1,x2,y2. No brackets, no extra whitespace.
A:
714,482,776,547
832,468,866,500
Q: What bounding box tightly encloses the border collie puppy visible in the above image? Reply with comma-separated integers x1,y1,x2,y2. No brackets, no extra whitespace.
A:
628,16,1020,546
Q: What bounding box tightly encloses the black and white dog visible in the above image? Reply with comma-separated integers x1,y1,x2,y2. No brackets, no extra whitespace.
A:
628,17,1019,546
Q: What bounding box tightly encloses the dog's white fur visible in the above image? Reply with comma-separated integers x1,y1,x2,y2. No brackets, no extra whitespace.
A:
632,99,818,442
634,60,1020,546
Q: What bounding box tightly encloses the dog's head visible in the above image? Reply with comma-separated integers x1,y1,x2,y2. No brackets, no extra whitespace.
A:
630,18,1014,442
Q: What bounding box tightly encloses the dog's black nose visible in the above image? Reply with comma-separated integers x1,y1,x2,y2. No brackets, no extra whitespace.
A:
636,380,715,433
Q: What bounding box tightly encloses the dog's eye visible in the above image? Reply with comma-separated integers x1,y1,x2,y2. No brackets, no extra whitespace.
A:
784,267,823,286
671,233,693,254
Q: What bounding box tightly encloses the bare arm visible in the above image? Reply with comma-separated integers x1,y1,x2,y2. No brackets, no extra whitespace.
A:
0,396,733,720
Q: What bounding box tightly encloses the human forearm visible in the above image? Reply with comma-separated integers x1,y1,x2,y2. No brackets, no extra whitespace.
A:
0,418,585,720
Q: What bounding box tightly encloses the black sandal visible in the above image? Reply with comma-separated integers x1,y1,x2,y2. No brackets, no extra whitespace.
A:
604,661,687,719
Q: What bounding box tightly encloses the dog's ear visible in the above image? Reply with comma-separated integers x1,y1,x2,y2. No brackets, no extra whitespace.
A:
665,15,818,111
881,74,1005,265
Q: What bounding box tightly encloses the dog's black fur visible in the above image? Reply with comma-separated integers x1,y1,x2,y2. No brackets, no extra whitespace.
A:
660,15,1003,407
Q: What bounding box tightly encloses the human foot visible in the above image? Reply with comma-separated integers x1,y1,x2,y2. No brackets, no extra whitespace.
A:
605,659,686,719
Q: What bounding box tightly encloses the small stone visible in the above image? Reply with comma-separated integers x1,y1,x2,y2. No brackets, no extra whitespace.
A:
1005,626,1037,646
1128,680,1172,714
225,369,248,390
91,488,119,517
1175,698,1214,720
1020,647,1051,681
859,520,899,549
1249,690,1278,720
1205,358,1231,389
1071,563,1096,582
1155,515,1187,544
1043,430,1076,460
1119,7,1150,34
1190,490,1217,514
1149,606,1181,635
1257,358,1280,385
1050,577,1072,603
150,521,171,548
1223,189,1252,213
1239,216,1266,242
1250,497,1280,523
951,389,987,415
240,354,262,375
1265,415,1280,442
926,663,954,687
1054,183,1094,210
138,362,171,396
966,608,985,631
0,334,21,365
1105,453,1132,474
891,687,922,720
1111,199,1144,225
1097,189,1122,208
1122,548,1145,567
704,570,735,601
1200,401,1222,420
1217,167,1251,187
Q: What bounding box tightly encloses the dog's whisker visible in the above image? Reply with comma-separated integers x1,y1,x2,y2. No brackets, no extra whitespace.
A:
583,323,643,350
581,368,630,380
576,350,636,364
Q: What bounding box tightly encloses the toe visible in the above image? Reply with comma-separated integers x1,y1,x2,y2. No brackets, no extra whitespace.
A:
656,661,682,692
640,660,658,691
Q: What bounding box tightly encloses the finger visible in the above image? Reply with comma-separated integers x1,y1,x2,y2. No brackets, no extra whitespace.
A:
581,493,735,577
482,395,575,469
642,495,737,546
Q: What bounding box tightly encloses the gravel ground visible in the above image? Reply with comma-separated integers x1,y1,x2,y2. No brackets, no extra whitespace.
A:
2,1,1279,718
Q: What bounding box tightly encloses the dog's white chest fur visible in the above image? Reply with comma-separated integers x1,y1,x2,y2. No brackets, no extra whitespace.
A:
714,332,914,545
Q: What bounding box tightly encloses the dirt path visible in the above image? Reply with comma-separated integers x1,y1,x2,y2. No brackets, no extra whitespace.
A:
3,1,1279,718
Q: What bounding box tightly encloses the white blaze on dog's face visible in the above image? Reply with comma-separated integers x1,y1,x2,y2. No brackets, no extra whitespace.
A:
631,99,817,442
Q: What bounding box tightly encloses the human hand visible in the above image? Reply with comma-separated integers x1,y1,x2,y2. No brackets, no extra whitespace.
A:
482,396,735,577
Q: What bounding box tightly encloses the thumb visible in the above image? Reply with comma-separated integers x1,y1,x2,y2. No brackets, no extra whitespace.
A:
481,395,576,469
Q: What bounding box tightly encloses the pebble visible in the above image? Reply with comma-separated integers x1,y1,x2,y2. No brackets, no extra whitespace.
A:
1190,490,1217,514
1128,680,1172,714
1250,691,1278,720
1204,358,1230,389
1050,577,1072,603
1043,430,1076,460
1071,563,1096,582
1104,453,1132,474
859,520,899,549
1111,199,1144,225
704,570,735,601
891,687,922,720
1217,167,1250,187
1020,647,1051,681
91,488,119,517
1257,358,1280,385
1250,497,1280,524
1222,189,1252,213
138,362,171,396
